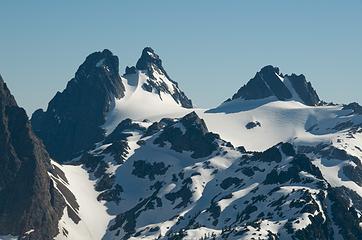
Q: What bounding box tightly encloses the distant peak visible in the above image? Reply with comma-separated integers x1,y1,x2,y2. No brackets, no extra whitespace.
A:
229,65,321,106
80,49,119,73
260,65,280,75
124,47,193,108
142,47,158,59
136,47,163,71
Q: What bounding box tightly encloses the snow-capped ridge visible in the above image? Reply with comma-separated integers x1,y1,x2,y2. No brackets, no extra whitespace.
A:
123,47,193,109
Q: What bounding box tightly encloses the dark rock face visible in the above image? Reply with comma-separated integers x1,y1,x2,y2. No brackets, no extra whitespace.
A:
230,65,321,106
328,186,362,239
286,74,320,106
281,142,296,156
132,160,170,180
231,65,292,101
259,145,282,163
0,76,66,239
245,121,261,129
343,164,362,186
104,118,145,144
263,150,323,185
128,47,193,108
343,102,362,115
136,47,167,77
31,49,125,162
154,112,219,158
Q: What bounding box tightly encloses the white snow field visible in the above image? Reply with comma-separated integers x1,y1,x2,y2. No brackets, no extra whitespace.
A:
54,162,112,240
51,64,362,239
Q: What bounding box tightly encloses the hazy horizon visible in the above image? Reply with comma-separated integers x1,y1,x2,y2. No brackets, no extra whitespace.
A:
1,0,361,114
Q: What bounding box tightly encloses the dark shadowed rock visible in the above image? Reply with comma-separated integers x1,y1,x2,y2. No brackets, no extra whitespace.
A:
0,75,66,240
259,145,282,163
104,118,145,144
31,49,125,162
281,142,296,156
231,65,292,101
328,186,362,239
229,65,321,106
245,121,261,129
132,160,170,180
286,74,320,106
154,112,219,158
343,102,362,115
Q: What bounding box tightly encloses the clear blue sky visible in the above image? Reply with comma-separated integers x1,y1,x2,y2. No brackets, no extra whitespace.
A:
1,1,361,114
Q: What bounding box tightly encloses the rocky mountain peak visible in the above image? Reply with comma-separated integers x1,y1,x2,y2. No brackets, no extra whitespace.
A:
74,49,124,99
260,65,281,75
230,65,321,106
31,49,125,162
136,47,163,71
124,47,193,108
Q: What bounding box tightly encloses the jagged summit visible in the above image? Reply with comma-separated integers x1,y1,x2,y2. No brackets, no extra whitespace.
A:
135,47,164,72
73,49,124,99
31,49,125,162
123,47,193,108
229,65,321,106
31,48,194,162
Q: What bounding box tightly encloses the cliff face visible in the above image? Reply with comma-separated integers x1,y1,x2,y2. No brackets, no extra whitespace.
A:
0,75,66,240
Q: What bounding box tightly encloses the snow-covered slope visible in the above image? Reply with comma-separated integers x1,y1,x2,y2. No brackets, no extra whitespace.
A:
103,70,191,134
201,98,340,151
17,49,362,239
103,47,193,134
62,106,362,239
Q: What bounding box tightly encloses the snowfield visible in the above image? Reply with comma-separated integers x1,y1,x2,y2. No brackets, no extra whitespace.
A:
54,163,113,240
30,49,362,239
53,65,362,239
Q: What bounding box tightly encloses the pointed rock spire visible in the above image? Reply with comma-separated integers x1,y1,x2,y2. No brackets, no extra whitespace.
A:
31,49,125,162
136,47,164,72
125,47,193,108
